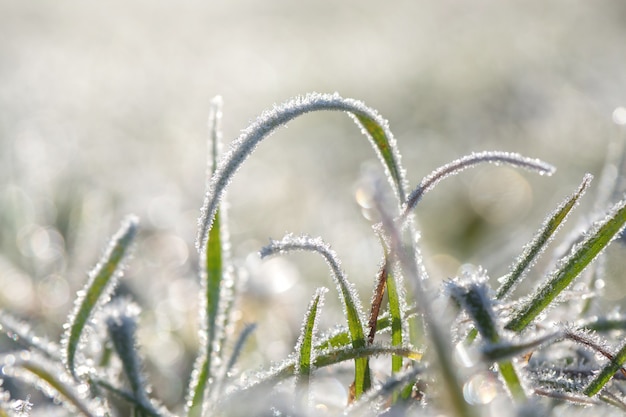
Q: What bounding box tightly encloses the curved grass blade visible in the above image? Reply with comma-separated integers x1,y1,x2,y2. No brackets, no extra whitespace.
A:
0,311,60,361
400,151,555,222
505,196,626,332
260,234,372,398
197,93,408,252
496,174,593,300
4,353,108,417
295,288,327,408
62,215,139,379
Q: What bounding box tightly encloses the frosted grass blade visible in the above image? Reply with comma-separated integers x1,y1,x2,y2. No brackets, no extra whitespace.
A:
346,365,424,416
198,93,409,252
295,288,326,407
105,300,161,417
221,323,257,381
447,275,526,401
4,353,107,417
260,234,372,397
400,151,555,222
506,196,626,332
226,344,422,400
62,215,139,378
0,312,59,361
584,341,626,396
366,262,388,345
496,174,593,299
188,96,233,417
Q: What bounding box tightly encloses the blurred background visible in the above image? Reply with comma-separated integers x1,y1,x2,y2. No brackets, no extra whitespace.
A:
2,0,626,412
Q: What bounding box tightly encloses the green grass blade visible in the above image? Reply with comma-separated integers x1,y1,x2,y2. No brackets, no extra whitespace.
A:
315,307,418,352
584,341,626,396
295,288,327,406
260,234,372,398
188,96,232,417
386,268,404,374
105,300,162,417
496,174,593,299
6,353,108,417
506,196,626,332
447,275,527,401
228,344,422,399
62,215,138,378
198,93,409,250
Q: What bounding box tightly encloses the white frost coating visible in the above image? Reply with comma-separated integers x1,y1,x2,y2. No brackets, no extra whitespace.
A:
197,93,408,252
260,234,367,334
401,151,556,220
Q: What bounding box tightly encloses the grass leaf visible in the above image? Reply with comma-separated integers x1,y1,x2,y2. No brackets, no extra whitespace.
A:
62,215,138,379
198,93,409,251
496,174,593,299
506,196,626,332
400,151,555,222
5,353,107,417
260,234,372,398
295,288,327,407
187,96,233,417
584,342,626,396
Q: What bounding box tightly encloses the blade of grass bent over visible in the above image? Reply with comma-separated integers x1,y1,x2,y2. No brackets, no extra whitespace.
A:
399,151,555,223
197,93,409,253
8,353,106,417
506,195,626,332
63,215,138,379
260,234,372,398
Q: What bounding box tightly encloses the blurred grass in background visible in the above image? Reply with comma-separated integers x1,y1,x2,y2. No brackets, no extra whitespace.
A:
2,0,626,411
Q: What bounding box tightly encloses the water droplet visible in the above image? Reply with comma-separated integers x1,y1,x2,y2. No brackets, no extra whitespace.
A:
463,372,498,405
454,342,478,368
613,107,626,125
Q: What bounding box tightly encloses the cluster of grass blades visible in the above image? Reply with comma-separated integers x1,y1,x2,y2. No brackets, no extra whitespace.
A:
3,93,626,416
